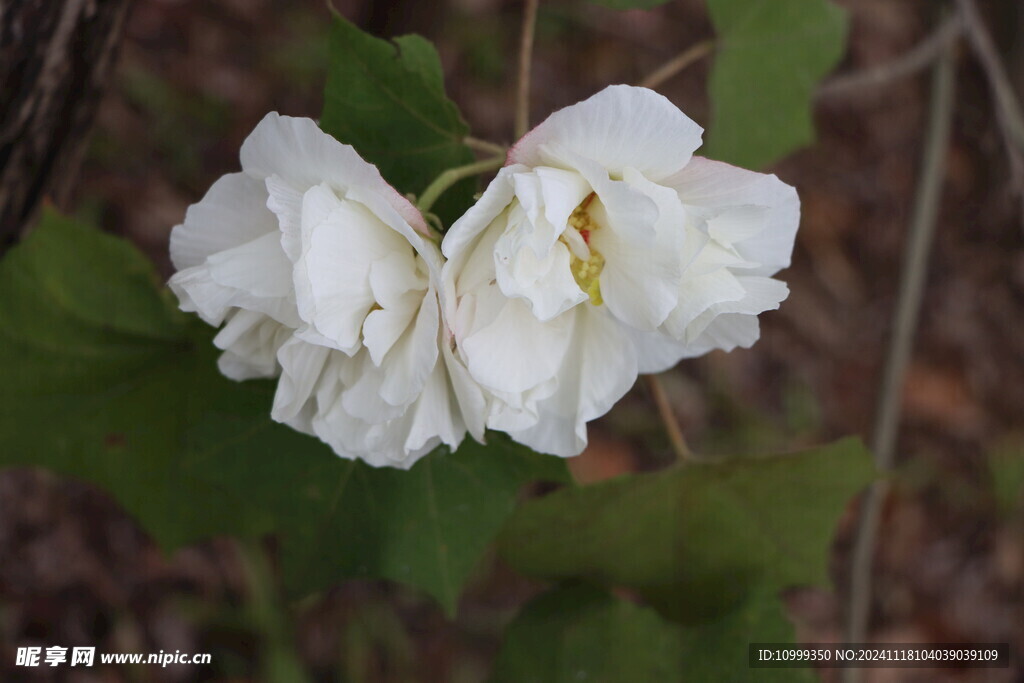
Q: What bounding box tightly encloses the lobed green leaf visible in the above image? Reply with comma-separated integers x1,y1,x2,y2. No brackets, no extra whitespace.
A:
491,583,814,682
705,0,848,168
0,213,568,613
321,14,477,226
498,438,874,621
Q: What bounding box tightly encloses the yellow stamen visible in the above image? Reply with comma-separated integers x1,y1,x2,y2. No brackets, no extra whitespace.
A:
562,194,605,305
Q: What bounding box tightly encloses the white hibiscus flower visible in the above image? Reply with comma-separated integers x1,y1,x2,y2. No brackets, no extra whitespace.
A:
441,85,799,457
169,113,483,468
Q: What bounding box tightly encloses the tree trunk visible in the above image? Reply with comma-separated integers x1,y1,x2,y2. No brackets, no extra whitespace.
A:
0,0,130,254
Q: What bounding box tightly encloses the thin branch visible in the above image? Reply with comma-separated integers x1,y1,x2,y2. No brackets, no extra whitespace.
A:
645,374,695,463
515,0,540,139
817,14,962,100
956,0,1024,223
416,156,505,215
638,40,714,91
463,136,508,156
844,36,957,676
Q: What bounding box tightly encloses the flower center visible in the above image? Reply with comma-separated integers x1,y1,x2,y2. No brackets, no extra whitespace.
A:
562,194,605,306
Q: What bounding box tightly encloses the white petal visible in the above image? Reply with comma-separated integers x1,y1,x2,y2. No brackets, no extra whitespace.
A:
442,166,524,261
368,250,427,311
682,314,761,357
342,353,407,423
494,230,586,321
664,156,799,276
240,112,432,237
508,85,703,181
168,265,238,325
265,174,306,263
441,334,486,443
686,275,788,342
403,360,466,455
206,231,294,299
503,308,638,457
363,305,417,367
273,335,331,422
376,290,441,408
297,189,409,351
461,294,573,394
628,327,690,374
213,309,291,380
169,172,277,271
536,167,592,236
664,268,746,339
588,191,679,331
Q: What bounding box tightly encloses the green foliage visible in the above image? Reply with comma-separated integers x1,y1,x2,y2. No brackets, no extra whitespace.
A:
321,13,476,226
705,0,848,168
0,212,568,613
499,438,873,621
490,583,685,682
276,435,569,612
677,588,815,682
491,584,813,682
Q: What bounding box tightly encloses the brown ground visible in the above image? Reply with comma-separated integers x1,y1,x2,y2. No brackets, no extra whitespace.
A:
1,0,1022,681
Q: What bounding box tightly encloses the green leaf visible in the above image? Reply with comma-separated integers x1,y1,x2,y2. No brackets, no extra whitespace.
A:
274,435,570,612
705,0,848,168
678,588,815,682
492,584,812,682
0,211,279,547
587,0,672,9
498,438,874,620
321,14,476,226
0,212,568,613
490,583,686,683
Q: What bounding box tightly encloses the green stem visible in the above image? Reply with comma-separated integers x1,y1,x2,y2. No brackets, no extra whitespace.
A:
416,156,504,214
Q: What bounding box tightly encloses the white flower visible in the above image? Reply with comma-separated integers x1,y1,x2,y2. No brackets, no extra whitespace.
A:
441,85,799,457
169,113,483,468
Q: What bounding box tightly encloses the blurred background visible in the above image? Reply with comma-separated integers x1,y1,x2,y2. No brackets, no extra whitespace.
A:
1,0,1022,680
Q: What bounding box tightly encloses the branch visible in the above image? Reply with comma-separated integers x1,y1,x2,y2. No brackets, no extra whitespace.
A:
463,136,508,156
844,34,957,675
645,374,695,463
817,14,962,99
515,0,540,139
416,156,505,215
955,0,1024,223
638,40,715,91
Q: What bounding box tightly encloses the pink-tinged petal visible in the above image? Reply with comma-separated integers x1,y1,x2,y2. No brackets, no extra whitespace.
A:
664,156,799,276
509,85,703,181
240,112,430,237
169,173,276,271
